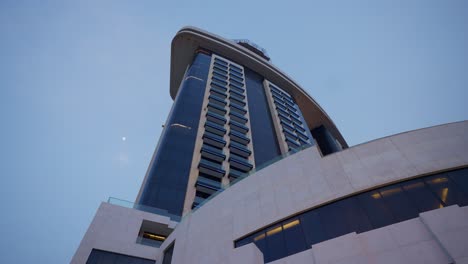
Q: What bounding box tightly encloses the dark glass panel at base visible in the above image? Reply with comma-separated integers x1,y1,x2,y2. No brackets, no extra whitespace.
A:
401,179,443,212
282,218,308,256
319,200,352,239
335,197,372,233
379,185,419,222
86,249,155,264
448,169,468,205
424,175,468,206
300,210,326,246
356,191,396,229
264,224,287,263
234,168,468,263
244,68,281,166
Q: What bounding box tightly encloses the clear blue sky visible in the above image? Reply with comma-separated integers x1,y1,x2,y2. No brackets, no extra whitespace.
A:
0,1,467,263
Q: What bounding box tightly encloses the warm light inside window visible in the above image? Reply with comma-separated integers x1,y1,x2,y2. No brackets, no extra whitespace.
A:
371,192,382,199
266,226,282,236
254,233,265,241
441,188,448,203
283,219,300,230
429,177,448,184
379,187,401,197
143,232,166,242
403,182,424,190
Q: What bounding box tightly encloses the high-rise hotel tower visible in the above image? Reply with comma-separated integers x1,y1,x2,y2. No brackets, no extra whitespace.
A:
73,27,468,264
134,31,347,218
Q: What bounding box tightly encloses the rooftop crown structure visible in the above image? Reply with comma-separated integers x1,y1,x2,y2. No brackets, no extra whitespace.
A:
73,27,468,264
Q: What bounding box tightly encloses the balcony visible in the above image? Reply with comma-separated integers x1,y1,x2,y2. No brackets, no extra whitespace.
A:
211,82,227,91
229,74,244,83
229,100,246,111
229,79,244,88
277,111,291,123
202,131,226,148
204,121,226,136
229,141,251,158
229,103,247,115
287,109,300,119
229,88,245,99
284,99,296,109
206,111,227,125
286,137,300,148
296,130,310,141
207,102,226,116
275,103,288,113
289,114,302,125
229,120,249,134
229,64,243,73
229,130,250,145
272,92,284,103
229,70,243,79
192,196,206,209
209,94,227,107
282,128,298,141
107,197,181,222
298,137,311,146
201,144,226,163
195,175,222,194
293,123,306,133
229,95,246,107
210,87,227,99
212,71,228,80
214,57,228,64
211,79,227,89
229,168,245,181
213,65,228,75
229,153,253,172
198,158,225,179
229,82,245,92
270,88,282,98
229,111,248,124
280,119,295,131
212,75,228,85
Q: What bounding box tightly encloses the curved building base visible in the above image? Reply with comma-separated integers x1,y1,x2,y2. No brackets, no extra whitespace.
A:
73,121,468,264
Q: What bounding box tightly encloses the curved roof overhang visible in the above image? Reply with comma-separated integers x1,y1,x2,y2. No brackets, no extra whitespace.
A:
170,26,348,148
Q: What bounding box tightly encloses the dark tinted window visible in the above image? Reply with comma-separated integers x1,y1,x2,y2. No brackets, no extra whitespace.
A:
448,169,468,205
356,191,395,229
300,210,326,246
234,168,468,263
264,224,286,262
162,243,174,264
401,179,443,212
379,185,419,222
282,218,308,255
425,175,468,206
319,200,352,239
87,249,154,264
337,197,372,233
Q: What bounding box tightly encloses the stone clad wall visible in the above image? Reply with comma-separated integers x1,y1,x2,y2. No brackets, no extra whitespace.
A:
158,121,468,264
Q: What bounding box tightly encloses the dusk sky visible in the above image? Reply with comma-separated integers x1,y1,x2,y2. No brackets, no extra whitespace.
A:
0,1,467,263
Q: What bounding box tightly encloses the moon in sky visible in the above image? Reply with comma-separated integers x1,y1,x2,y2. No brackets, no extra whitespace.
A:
122,137,126,141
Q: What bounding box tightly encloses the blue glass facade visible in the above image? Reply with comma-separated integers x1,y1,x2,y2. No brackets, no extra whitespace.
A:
137,52,211,216
244,68,281,167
